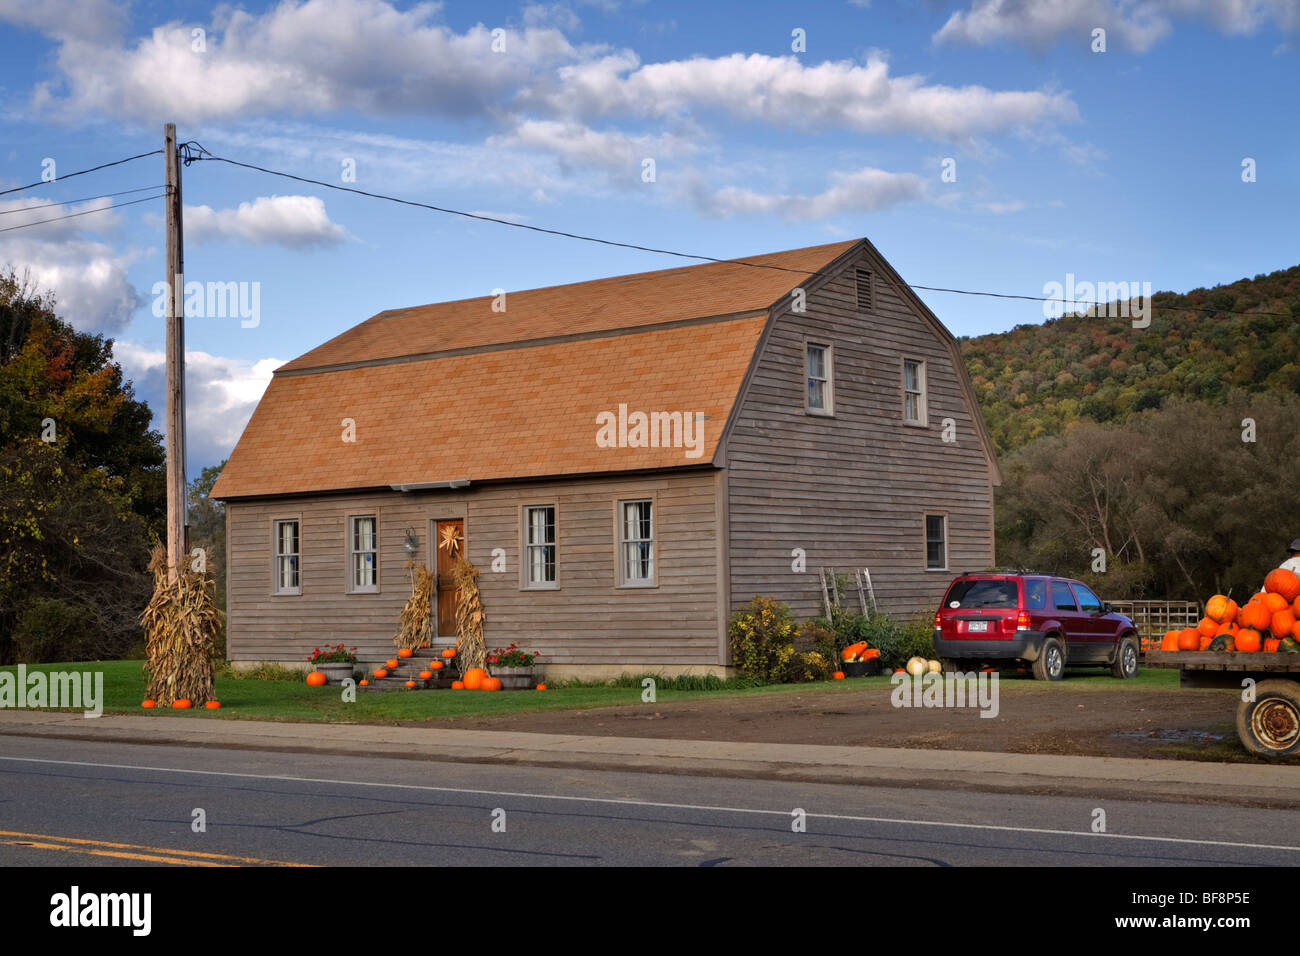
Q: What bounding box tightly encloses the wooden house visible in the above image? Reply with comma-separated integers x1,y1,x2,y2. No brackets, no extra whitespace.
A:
210,239,1000,676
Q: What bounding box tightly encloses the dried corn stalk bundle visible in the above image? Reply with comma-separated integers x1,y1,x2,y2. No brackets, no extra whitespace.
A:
452,553,486,673
140,546,220,705
395,562,434,651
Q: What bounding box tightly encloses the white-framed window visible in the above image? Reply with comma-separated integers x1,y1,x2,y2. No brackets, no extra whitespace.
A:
273,519,300,594
349,515,378,592
904,358,927,425
523,504,557,589
925,514,947,571
806,341,833,415
618,499,655,587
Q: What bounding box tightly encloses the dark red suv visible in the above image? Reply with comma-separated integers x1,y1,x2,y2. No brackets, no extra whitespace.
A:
932,572,1140,681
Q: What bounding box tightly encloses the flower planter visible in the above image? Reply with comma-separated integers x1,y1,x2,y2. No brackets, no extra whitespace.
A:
316,662,356,685
492,666,535,690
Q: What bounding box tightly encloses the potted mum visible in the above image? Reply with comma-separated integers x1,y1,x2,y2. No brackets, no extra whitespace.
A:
487,642,539,690
309,643,359,685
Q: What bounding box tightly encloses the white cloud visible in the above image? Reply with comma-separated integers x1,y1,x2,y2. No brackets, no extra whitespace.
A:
492,118,700,176
113,342,284,469
693,166,927,220
935,0,1300,52
26,0,586,123
0,196,143,332
538,51,1078,139
0,0,126,41
184,195,347,246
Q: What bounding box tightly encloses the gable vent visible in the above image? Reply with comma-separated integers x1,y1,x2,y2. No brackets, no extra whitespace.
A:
855,269,873,312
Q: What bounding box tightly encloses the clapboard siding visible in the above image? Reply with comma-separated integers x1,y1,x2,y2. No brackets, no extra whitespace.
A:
724,247,996,621
227,470,721,665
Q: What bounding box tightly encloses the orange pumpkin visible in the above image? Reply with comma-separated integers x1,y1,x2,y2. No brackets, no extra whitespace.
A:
1292,619,1300,641
481,677,503,691
373,668,389,679
386,658,400,669
1206,594,1235,623
441,648,456,659
1198,635,1213,650
1262,591,1289,614
1196,617,1219,638
398,648,414,658
463,668,487,690
1265,568,1300,601
1239,600,1272,631
1176,628,1200,651
1293,595,1300,617
1265,637,1282,653
451,680,465,689
862,648,881,659
405,680,416,688
306,671,327,686
419,670,433,679
1235,628,1262,653
1272,609,1296,639
536,683,548,690
431,661,444,670
1160,630,1180,651
359,679,370,686
141,699,157,708
173,699,192,709
832,671,846,680
205,701,221,709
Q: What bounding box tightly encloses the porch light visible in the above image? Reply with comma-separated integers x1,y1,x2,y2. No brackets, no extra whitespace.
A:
402,527,420,556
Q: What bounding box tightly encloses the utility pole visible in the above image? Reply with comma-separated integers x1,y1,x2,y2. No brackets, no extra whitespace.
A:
164,123,188,582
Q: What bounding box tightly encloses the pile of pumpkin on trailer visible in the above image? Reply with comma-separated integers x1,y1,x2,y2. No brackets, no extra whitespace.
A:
1162,568,1300,653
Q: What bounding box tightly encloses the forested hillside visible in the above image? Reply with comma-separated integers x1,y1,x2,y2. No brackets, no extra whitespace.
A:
961,264,1300,453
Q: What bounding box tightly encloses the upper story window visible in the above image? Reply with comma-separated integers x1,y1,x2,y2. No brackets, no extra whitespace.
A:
273,519,300,594
349,515,378,592
523,505,557,589
806,341,833,415
925,514,947,570
618,499,655,587
904,358,927,425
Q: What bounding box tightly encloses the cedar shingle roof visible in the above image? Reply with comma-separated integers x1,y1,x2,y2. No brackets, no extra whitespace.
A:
210,241,859,499
279,240,856,372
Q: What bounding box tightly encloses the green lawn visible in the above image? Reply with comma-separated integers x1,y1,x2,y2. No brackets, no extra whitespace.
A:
0,660,1183,725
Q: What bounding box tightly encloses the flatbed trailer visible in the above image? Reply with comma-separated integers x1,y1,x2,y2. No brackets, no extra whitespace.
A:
1145,650,1300,757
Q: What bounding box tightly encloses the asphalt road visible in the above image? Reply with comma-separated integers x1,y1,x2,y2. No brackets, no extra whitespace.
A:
1,735,1297,867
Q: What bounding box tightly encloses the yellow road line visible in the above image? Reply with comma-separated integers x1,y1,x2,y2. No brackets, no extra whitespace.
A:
0,830,314,867
1,838,226,866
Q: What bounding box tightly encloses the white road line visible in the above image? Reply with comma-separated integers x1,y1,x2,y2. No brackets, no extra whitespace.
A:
1,754,1296,853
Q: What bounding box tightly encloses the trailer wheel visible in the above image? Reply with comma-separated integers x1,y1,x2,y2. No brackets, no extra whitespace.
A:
1237,680,1300,758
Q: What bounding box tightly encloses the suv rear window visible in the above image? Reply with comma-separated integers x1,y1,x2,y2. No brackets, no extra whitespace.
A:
944,578,1019,609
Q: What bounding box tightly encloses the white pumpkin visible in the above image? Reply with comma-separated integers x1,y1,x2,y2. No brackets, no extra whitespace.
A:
906,656,927,677
926,659,942,674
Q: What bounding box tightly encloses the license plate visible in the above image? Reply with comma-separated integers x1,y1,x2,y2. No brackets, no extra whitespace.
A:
968,621,989,632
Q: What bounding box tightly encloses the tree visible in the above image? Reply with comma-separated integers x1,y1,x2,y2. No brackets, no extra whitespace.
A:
0,268,165,662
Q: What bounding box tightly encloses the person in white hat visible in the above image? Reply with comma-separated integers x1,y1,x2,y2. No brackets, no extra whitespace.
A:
1279,539,1300,577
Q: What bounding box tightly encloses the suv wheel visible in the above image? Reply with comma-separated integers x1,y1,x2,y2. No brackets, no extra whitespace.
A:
1032,636,1065,681
1110,636,1139,679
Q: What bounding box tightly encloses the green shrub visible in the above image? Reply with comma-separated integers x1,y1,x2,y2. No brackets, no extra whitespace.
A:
728,596,798,682
779,650,834,683
221,661,301,682
867,615,936,670
12,598,87,663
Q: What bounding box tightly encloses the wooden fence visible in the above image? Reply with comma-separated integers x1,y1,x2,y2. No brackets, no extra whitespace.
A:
1107,600,1201,654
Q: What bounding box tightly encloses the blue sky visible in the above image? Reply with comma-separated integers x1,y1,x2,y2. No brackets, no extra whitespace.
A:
1,0,1297,473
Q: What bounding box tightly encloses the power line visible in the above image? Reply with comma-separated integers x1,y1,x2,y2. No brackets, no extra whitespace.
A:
185,145,1296,321
0,192,166,235
0,185,165,216
0,149,163,198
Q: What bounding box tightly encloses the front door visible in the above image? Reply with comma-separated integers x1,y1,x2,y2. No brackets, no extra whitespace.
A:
434,519,464,642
